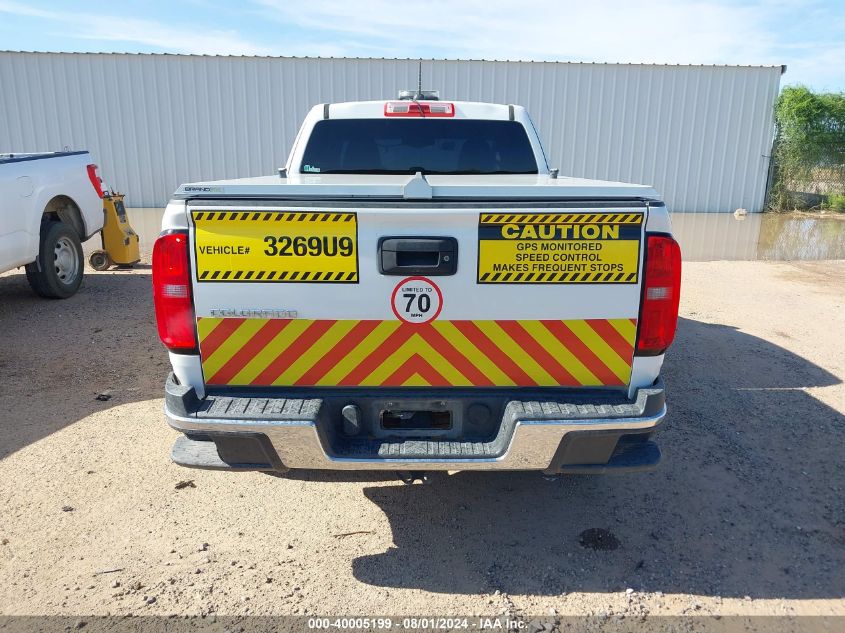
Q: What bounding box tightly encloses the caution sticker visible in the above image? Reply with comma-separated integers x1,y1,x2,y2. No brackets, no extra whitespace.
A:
477,212,643,284
192,211,358,283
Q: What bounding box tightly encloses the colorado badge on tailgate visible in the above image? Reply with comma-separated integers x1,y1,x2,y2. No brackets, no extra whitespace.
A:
192,211,358,283
477,212,643,284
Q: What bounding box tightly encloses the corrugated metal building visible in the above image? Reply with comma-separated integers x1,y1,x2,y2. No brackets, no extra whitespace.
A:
0,52,783,211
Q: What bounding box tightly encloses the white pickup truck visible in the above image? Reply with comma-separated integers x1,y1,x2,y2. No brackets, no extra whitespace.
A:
0,151,105,298
155,96,681,480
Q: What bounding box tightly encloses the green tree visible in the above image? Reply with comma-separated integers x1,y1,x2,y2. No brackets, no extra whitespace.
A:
770,86,845,210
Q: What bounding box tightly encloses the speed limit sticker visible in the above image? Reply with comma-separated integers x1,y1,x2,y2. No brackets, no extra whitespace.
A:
390,276,443,324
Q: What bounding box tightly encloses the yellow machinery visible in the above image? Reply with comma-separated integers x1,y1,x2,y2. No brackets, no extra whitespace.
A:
89,192,140,270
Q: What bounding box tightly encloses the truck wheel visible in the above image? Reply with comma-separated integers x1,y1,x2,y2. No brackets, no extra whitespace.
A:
25,221,84,299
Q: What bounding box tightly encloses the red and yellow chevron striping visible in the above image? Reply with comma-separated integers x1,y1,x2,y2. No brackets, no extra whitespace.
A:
197,318,638,387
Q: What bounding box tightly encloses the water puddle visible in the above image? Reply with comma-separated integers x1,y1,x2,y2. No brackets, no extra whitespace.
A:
115,208,845,263
669,212,845,261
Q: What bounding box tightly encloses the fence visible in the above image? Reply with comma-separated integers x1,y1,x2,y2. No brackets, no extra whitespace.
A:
769,86,845,211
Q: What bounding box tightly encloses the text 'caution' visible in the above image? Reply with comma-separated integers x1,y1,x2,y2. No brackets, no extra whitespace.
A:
477,212,643,284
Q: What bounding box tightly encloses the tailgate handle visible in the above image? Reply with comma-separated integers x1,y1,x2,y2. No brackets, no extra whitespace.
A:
378,237,458,276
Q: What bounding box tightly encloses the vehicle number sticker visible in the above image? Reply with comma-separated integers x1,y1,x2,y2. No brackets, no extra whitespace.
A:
391,276,443,324
192,211,358,283
477,212,643,283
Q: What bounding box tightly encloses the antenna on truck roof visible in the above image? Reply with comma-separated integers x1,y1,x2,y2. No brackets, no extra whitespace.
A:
397,60,440,101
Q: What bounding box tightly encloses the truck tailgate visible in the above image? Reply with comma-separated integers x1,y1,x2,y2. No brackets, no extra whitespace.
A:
187,202,645,390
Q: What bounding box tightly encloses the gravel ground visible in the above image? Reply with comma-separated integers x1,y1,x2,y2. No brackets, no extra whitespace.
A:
0,259,843,618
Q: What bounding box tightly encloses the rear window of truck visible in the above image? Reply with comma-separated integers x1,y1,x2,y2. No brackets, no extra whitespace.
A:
300,119,539,175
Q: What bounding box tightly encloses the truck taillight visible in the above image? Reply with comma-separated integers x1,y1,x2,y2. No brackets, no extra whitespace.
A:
152,231,197,352
636,235,682,356
384,101,455,117
86,164,105,198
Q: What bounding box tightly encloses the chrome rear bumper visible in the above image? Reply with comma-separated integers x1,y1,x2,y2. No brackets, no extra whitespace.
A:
164,374,666,473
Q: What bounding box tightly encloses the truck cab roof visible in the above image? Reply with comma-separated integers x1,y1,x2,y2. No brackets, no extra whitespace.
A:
173,98,661,202
318,100,518,121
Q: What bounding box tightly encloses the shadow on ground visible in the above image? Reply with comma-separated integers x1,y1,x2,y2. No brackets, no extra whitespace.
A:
350,317,845,599
0,271,165,459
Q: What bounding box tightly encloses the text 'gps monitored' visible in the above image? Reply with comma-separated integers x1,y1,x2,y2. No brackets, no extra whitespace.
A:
477,212,643,284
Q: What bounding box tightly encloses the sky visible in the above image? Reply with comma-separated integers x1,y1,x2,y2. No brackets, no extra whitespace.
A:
0,0,842,91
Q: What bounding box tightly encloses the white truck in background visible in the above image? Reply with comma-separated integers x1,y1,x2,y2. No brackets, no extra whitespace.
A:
0,151,105,298
155,95,682,480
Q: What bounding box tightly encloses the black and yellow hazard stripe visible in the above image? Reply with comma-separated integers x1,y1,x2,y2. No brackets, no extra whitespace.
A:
197,270,358,282
480,212,643,224
193,211,356,222
479,271,638,283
